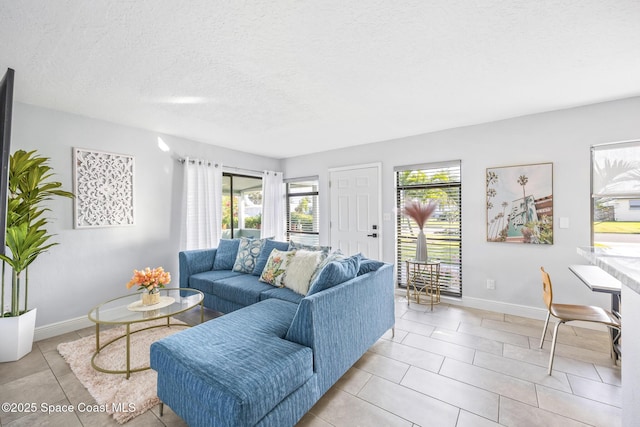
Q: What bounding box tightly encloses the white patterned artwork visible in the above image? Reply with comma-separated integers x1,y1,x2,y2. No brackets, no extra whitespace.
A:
73,148,135,228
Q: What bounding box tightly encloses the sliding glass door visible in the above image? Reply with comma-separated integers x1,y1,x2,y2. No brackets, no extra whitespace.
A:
222,173,263,239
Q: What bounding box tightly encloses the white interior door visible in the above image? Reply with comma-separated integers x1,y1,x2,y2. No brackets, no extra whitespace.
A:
329,164,381,259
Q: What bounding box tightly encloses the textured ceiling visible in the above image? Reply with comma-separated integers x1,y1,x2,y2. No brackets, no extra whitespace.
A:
1,1,640,159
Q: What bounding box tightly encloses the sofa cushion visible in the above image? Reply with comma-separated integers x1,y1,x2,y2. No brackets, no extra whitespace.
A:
211,274,275,306
358,256,385,275
151,299,312,426
259,286,304,304
252,239,290,276
259,249,296,287
213,239,240,270
307,254,361,296
190,270,243,294
282,250,323,295
233,237,265,273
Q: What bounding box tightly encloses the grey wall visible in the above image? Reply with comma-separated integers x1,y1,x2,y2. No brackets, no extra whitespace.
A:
6,102,281,327
282,96,640,315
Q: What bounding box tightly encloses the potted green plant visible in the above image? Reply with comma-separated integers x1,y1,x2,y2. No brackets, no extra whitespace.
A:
0,150,73,362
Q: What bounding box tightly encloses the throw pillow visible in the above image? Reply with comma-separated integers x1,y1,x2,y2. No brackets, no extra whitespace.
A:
281,250,323,295
288,241,331,255
309,249,345,285
307,254,361,296
357,255,385,275
252,239,290,276
212,239,241,270
232,237,265,273
259,249,296,287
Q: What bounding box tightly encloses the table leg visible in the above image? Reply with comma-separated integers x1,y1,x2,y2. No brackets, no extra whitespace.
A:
406,261,412,306
611,293,621,361
430,279,434,311
612,293,620,316
200,300,204,324
126,324,131,380
95,323,100,352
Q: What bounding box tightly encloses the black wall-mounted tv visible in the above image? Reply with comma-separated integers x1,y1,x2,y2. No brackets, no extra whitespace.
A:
0,68,15,256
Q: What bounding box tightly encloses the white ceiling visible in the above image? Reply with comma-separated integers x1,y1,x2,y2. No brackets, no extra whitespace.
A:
1,1,639,159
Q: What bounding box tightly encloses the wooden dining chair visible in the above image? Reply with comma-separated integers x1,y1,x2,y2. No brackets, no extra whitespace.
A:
539,267,621,375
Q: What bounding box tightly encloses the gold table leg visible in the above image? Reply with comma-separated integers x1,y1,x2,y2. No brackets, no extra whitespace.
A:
126,324,131,379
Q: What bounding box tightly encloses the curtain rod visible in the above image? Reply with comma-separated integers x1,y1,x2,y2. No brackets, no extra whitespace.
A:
224,165,265,176
177,158,265,175
177,158,218,167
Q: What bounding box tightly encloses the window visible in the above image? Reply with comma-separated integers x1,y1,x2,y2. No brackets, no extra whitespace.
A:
592,141,640,249
222,173,263,239
286,178,319,245
396,161,462,297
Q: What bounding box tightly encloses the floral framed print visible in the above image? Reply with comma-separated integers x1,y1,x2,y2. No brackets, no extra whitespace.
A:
486,162,553,244
73,148,135,228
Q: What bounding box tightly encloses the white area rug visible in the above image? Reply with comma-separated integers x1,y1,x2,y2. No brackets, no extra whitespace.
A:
57,318,187,424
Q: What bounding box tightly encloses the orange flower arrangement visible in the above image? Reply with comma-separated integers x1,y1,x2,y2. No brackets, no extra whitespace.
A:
126,267,171,292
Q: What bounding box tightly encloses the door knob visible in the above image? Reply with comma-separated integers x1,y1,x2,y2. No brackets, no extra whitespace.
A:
367,233,378,238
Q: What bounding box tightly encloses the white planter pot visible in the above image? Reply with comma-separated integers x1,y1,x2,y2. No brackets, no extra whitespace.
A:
0,308,37,362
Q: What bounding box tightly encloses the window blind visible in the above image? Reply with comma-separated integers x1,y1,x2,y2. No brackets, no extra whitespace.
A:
396,161,462,297
286,179,320,245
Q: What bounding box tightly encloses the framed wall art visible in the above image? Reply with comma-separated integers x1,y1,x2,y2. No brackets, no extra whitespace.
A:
73,148,135,228
486,162,553,244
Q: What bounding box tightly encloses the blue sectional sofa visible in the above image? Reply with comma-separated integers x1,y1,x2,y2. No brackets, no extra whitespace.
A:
150,239,395,427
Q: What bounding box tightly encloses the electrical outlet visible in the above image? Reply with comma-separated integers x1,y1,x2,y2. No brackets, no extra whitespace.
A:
486,279,495,290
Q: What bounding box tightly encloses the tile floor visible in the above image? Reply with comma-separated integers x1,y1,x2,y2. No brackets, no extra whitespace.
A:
0,295,621,427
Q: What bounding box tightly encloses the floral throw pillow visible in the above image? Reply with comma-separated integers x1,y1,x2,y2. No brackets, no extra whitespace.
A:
232,238,264,273
259,249,296,287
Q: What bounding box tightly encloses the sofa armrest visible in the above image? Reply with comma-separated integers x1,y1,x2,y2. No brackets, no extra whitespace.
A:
285,263,394,395
179,249,217,288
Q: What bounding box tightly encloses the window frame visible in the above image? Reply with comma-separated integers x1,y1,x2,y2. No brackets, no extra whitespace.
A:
222,172,263,239
285,177,320,245
395,161,462,297
591,140,640,248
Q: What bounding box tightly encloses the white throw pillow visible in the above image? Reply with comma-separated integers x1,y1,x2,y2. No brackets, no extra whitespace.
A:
282,250,323,295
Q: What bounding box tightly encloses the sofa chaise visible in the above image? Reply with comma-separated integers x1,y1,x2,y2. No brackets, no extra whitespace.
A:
150,238,395,427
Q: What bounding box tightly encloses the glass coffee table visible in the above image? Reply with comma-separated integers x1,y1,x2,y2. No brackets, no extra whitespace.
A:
88,288,204,378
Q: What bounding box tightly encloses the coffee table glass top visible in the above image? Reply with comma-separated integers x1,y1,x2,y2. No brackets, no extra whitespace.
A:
88,288,203,325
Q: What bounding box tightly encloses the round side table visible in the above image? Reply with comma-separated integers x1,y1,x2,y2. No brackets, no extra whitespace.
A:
405,259,441,311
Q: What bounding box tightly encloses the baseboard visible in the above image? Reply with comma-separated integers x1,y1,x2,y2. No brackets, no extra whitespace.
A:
34,314,95,342
34,303,129,341
395,289,607,331
449,295,549,321
38,291,607,341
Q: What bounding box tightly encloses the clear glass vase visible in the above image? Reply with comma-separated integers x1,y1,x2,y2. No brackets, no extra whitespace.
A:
141,287,161,306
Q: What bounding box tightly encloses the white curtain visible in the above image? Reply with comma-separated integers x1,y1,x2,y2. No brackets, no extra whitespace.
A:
181,158,223,250
261,170,285,241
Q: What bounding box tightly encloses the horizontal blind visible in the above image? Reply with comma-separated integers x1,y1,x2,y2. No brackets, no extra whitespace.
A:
592,141,640,197
396,162,462,297
286,179,320,245
591,141,640,245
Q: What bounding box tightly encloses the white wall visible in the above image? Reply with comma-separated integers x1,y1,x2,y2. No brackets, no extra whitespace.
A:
5,96,639,333
5,102,281,330
283,96,640,315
